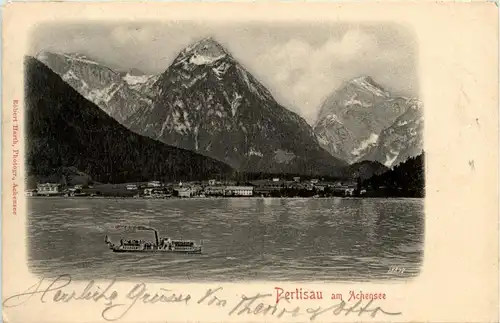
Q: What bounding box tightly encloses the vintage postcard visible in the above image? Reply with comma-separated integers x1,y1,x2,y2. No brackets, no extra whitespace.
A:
1,2,499,323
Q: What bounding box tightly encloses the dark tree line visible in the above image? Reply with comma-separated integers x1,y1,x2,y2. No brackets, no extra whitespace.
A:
362,153,425,197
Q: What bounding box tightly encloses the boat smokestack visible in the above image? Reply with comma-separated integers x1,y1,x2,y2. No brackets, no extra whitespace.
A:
154,230,159,246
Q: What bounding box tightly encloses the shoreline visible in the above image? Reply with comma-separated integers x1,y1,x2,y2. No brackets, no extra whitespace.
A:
26,195,424,200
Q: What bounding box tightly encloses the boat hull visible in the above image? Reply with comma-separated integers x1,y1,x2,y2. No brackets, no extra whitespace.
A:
111,247,202,254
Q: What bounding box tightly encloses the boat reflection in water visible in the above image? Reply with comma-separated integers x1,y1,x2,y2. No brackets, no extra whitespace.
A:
105,225,203,254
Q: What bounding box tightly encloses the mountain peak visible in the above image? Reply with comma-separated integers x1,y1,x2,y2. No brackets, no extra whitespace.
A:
36,50,102,66
348,76,389,97
173,37,231,67
352,75,375,83
182,37,229,58
193,36,222,46
35,50,51,60
350,75,376,87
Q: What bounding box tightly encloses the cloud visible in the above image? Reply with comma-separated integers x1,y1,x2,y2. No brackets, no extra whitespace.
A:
110,26,157,44
330,28,378,61
253,28,413,123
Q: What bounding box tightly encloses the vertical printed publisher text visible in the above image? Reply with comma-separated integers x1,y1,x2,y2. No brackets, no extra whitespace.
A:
12,99,20,215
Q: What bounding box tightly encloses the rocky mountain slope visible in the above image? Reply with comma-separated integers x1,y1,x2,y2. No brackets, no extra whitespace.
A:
25,56,234,183
35,51,158,124
361,100,423,167
314,76,423,166
126,37,347,175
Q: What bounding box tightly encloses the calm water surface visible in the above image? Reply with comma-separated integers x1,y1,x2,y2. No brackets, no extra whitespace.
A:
28,197,424,282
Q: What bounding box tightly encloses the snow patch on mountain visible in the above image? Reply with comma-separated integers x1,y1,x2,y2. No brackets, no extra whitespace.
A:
172,109,189,134
344,93,372,108
230,92,242,117
184,72,208,89
384,150,400,167
213,62,231,79
190,53,226,66
351,77,390,97
324,114,343,125
193,125,200,151
62,70,79,82
62,53,99,65
62,70,91,94
174,56,192,70
85,83,123,104
352,133,379,157
107,84,122,101
123,73,152,86
248,147,263,157
158,115,171,138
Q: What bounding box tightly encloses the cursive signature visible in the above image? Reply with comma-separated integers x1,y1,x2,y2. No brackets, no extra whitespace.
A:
2,274,191,321
227,292,402,320
306,299,402,320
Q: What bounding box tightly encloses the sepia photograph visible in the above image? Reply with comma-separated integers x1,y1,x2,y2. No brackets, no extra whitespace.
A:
2,3,499,323
25,21,424,282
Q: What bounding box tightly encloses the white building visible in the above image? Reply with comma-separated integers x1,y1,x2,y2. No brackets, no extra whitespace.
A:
345,188,355,196
225,186,254,196
25,189,37,197
126,184,138,190
204,186,225,196
177,187,192,198
147,181,162,187
37,183,61,195
315,185,327,192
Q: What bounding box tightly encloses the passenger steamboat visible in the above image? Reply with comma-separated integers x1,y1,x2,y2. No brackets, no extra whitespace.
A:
104,225,203,254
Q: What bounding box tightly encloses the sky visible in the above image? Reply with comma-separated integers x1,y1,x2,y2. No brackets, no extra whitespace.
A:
30,22,418,124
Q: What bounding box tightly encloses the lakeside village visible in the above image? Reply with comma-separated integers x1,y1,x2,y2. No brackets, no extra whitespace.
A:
27,177,367,199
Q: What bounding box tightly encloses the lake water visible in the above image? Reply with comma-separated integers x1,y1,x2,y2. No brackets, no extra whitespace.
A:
28,197,424,282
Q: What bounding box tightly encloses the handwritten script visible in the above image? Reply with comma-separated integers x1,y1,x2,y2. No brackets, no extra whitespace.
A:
3,275,402,321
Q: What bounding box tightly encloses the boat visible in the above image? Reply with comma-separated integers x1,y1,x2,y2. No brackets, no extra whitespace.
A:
104,225,203,254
